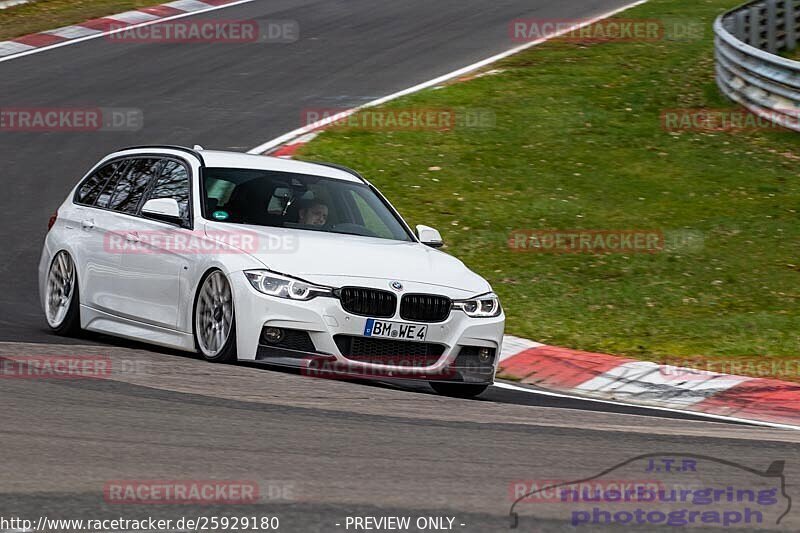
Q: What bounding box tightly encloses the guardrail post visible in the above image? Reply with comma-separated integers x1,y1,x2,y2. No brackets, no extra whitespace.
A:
786,0,798,50
766,0,778,52
749,4,762,46
735,10,748,41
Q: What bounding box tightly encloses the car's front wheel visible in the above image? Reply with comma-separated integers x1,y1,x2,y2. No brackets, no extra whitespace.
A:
194,270,237,363
430,382,489,398
45,250,81,335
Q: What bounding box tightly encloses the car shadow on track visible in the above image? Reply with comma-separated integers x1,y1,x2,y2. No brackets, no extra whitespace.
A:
37,327,744,425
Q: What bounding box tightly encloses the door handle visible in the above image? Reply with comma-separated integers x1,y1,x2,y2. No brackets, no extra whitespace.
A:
125,232,140,242
81,218,94,230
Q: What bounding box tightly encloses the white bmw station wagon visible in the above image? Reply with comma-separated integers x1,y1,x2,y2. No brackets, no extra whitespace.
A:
39,146,505,397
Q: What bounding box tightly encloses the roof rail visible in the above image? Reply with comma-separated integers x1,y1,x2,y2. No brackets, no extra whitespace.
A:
118,145,206,166
312,161,367,183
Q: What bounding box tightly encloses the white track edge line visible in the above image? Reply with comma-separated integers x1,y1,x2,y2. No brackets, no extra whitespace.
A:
493,381,800,432
0,0,260,64
247,0,649,154
0,0,29,9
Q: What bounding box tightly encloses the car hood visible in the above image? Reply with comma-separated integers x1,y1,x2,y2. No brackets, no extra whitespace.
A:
205,222,491,295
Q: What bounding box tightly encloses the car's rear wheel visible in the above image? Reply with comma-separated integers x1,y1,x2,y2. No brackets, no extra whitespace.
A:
430,382,489,398
45,250,81,335
194,270,237,363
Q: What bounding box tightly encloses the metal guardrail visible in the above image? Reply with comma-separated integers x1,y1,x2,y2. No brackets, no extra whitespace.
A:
714,0,800,130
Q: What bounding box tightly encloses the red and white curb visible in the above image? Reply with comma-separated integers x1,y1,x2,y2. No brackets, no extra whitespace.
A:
0,0,247,60
269,131,325,158
498,337,800,428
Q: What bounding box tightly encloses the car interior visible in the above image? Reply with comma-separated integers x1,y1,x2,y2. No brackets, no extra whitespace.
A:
203,168,409,240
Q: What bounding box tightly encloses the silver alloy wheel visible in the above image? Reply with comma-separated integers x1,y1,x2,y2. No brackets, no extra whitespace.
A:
195,271,234,357
45,251,76,328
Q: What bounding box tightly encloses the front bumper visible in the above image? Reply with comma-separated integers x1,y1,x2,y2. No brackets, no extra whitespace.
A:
230,271,505,383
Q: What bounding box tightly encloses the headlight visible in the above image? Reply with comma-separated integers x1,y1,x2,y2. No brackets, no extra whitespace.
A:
244,270,332,301
453,292,502,318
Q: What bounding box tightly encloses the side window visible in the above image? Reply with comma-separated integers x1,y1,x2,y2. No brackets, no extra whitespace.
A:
95,162,128,209
108,159,161,214
75,161,124,206
347,190,394,239
205,176,236,212
149,160,190,219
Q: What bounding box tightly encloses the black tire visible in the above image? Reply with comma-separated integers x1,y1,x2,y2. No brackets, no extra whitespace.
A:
201,325,237,363
50,278,81,336
430,382,490,398
54,283,81,336
46,252,82,336
193,270,237,363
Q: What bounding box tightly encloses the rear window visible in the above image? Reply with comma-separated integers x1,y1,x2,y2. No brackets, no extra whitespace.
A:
74,157,191,221
75,161,125,206
108,159,161,214
148,160,191,219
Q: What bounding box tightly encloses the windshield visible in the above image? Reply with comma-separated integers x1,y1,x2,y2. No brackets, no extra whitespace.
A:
202,168,413,241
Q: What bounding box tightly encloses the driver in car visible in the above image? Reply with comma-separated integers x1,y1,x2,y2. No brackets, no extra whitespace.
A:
298,199,328,226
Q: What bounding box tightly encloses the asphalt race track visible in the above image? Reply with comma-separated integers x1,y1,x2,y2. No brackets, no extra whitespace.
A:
2,342,800,532
2,1,800,531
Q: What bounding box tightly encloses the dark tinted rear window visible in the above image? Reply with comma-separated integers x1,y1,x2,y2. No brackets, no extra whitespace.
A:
108,158,161,214
75,161,124,206
148,160,190,219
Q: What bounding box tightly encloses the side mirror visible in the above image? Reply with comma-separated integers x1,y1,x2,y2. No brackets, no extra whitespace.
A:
416,224,443,248
141,198,182,223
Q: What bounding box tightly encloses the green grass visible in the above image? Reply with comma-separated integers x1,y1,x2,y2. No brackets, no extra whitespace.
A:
296,0,800,378
0,0,166,40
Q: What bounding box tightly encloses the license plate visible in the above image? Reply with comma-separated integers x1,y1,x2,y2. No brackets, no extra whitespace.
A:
364,318,428,341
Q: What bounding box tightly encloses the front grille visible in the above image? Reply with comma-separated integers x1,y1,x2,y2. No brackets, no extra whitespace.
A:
400,294,452,322
339,287,397,318
334,335,445,366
